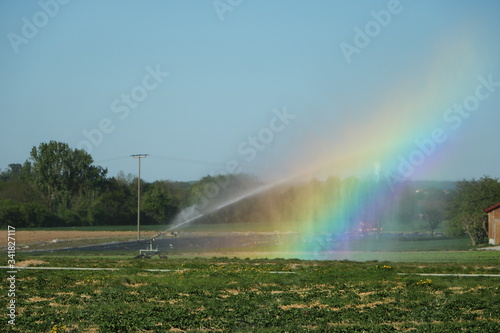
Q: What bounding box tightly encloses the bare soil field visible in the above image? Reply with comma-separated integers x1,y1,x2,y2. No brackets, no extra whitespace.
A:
1,230,158,250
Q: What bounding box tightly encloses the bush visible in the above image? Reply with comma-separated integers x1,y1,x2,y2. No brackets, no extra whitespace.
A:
0,200,24,227
57,207,83,227
20,202,53,227
0,200,55,228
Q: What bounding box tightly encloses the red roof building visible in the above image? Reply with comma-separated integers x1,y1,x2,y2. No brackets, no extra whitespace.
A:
484,203,500,245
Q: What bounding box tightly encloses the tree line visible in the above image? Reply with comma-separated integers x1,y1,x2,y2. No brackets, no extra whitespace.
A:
1,141,499,246
0,141,188,228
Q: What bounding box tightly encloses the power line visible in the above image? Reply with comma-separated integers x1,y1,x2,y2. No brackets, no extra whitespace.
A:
149,154,280,173
131,154,148,240
93,156,131,164
95,154,227,168
149,154,227,167
94,153,281,177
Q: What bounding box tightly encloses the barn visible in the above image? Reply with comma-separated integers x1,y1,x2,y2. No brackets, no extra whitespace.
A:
484,203,500,245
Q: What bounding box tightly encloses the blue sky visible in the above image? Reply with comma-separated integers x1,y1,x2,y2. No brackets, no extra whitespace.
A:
1,0,500,182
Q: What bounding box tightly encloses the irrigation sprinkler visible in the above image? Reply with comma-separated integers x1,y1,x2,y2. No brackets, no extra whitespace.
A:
139,237,159,256
135,236,168,259
135,232,172,259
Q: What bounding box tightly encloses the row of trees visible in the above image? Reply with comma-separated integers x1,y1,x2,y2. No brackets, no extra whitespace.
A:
187,175,449,237
0,141,190,228
1,141,499,246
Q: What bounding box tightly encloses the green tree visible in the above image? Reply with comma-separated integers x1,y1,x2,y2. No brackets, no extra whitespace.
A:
22,141,107,213
0,200,53,228
418,188,447,236
142,186,179,224
0,163,23,181
0,178,42,203
86,177,136,226
448,176,500,246
0,200,24,227
420,205,443,237
188,173,259,223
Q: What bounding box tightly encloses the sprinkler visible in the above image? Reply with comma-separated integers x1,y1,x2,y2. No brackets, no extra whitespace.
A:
134,235,168,259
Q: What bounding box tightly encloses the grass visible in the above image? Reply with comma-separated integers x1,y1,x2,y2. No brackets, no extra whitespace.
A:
8,224,498,331
333,250,500,263
19,248,500,264
4,253,500,332
340,237,472,252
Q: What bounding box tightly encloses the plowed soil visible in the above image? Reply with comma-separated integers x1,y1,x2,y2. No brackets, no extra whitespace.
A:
1,230,157,249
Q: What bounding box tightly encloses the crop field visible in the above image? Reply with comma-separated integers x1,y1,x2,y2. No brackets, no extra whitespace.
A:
3,252,500,332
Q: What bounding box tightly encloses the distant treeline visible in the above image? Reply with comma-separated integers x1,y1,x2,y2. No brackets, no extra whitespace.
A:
1,141,499,246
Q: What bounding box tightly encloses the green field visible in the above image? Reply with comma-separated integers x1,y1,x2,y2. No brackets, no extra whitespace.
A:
4,252,500,332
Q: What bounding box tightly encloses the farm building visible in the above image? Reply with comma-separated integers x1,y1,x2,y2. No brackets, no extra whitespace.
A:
484,203,500,245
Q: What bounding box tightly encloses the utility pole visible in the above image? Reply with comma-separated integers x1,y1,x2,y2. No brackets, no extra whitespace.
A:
131,154,148,240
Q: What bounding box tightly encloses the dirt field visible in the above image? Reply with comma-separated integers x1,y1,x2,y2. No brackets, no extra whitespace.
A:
2,229,283,253
1,230,157,249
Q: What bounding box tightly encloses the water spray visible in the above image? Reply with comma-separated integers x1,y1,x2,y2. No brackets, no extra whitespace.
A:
138,153,387,258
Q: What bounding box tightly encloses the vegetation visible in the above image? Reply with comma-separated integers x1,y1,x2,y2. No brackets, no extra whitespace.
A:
6,255,500,332
447,176,500,245
0,141,192,228
22,141,108,214
2,141,500,246
418,188,448,237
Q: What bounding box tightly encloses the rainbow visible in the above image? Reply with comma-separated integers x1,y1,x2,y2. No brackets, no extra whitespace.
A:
275,36,488,258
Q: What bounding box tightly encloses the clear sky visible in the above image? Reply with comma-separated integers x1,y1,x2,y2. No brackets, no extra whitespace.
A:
1,0,499,182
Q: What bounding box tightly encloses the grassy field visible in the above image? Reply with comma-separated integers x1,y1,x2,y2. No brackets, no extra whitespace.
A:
4,252,500,332
6,224,499,331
